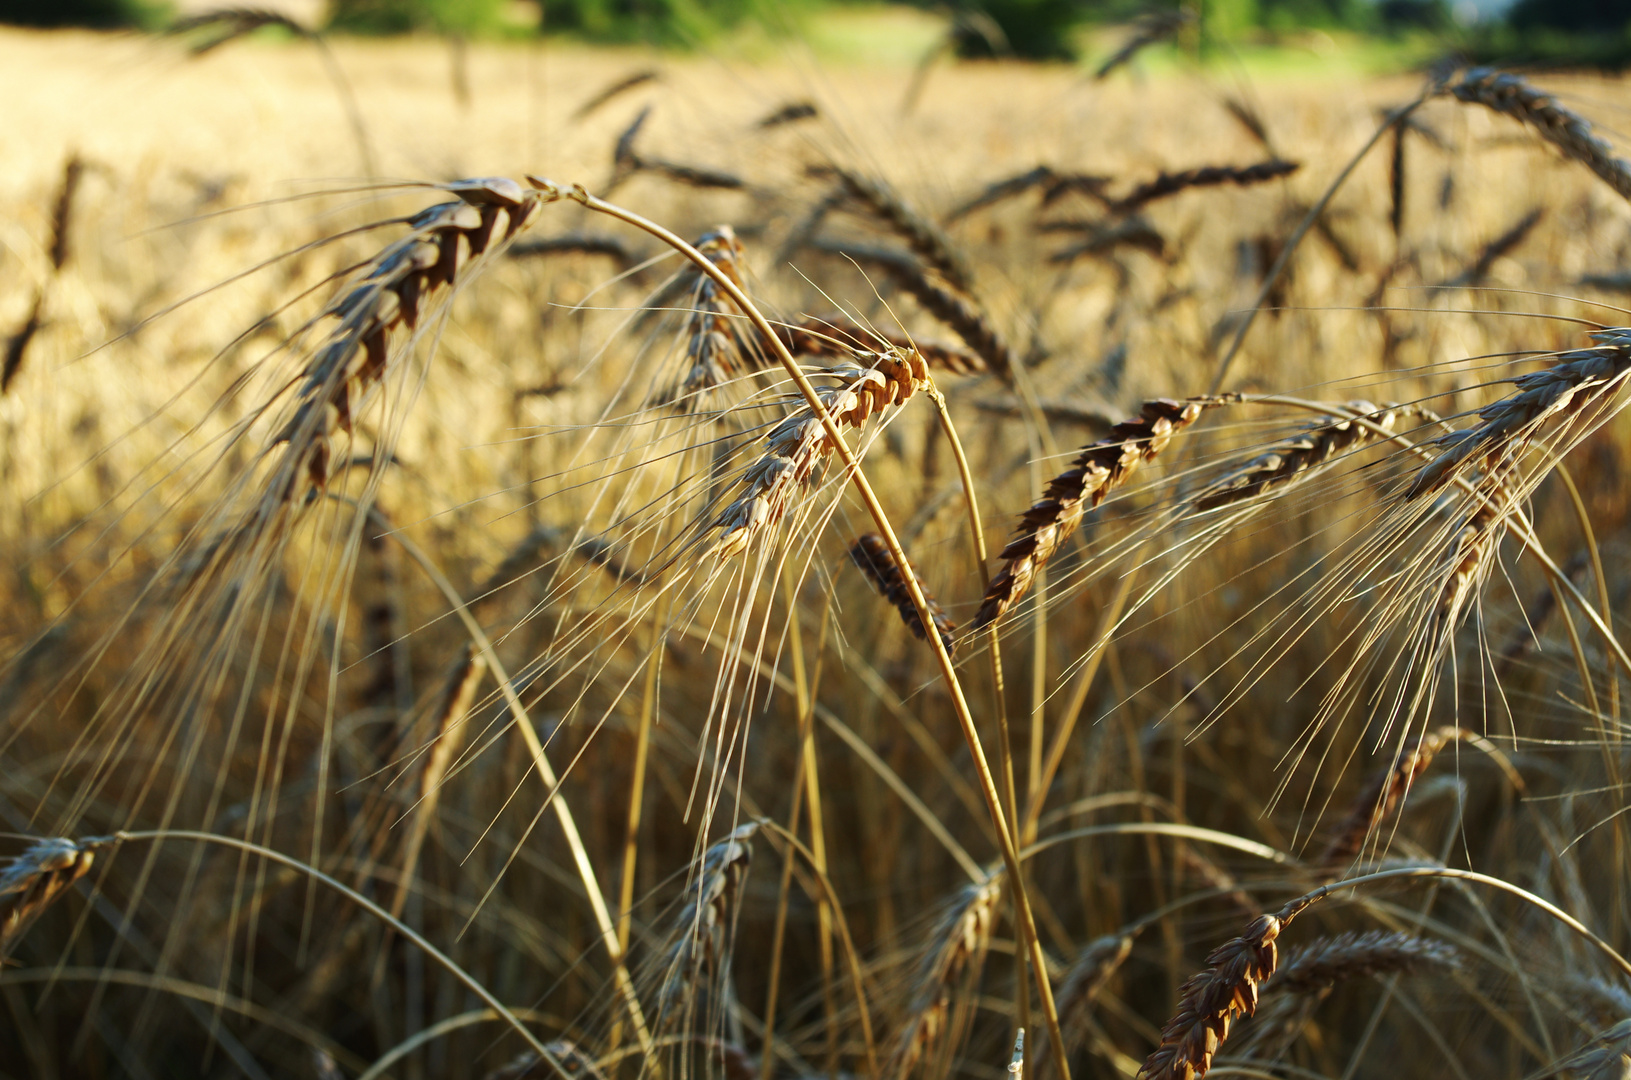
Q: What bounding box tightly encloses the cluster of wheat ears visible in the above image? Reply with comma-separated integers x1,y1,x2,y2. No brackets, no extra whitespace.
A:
8,28,1631,1080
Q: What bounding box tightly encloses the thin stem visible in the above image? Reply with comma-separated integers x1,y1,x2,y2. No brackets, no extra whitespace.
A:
110,830,562,1068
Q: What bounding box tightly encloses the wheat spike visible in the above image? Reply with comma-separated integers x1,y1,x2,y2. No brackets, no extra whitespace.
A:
835,167,974,293
1448,68,1631,204
1266,931,1460,996
1319,728,1458,868
709,348,930,558
809,239,1014,378
974,396,1226,631
274,178,540,500
850,533,958,655
1032,934,1134,1079
1195,402,1407,512
1406,329,1631,499
1544,1019,1631,1080
891,875,1003,1080
1140,912,1285,1080
1,836,110,952
1110,159,1299,214
677,226,750,405
656,823,758,1031
485,1039,606,1080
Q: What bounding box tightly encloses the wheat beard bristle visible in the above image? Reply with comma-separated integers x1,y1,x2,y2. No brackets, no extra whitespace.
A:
849,533,958,655
973,396,1221,632
273,177,541,501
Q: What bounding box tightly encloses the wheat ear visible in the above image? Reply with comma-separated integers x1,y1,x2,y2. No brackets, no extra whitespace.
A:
1195,402,1408,512
0,836,110,952
275,178,540,500
677,225,750,404
1267,930,1460,996
1319,727,1459,868
709,348,930,558
835,167,975,293
1032,933,1134,1079
850,533,958,655
1406,329,1631,499
974,397,1226,631
655,823,758,1031
809,239,1015,378
1110,159,1299,214
485,1039,606,1080
1447,68,1631,204
1544,1019,1631,1080
890,875,1003,1080
1140,900,1314,1080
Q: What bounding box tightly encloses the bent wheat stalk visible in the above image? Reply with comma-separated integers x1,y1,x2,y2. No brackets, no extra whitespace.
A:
524,175,1073,1080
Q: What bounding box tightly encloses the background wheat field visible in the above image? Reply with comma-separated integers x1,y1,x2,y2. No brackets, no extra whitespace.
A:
6,22,1631,1080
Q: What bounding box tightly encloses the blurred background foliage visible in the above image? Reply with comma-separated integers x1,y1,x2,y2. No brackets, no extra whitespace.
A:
2,0,1631,71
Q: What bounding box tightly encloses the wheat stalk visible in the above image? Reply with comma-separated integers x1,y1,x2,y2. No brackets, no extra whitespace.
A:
973,396,1228,631
850,533,958,655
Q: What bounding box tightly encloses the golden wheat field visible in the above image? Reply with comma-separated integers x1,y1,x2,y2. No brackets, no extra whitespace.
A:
9,20,1631,1080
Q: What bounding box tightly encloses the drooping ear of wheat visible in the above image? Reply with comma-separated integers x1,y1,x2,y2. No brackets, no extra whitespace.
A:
1032,933,1134,1080
890,874,1003,1080
1139,912,1284,1080
1265,930,1460,995
1447,68,1631,204
1109,159,1299,215
1541,1019,1631,1080
654,823,758,1034
1195,402,1409,513
709,348,930,558
808,239,1015,378
275,178,542,501
0,836,109,953
835,167,974,294
484,1038,607,1080
1406,329,1631,499
974,396,1228,631
1319,728,1458,868
849,533,957,654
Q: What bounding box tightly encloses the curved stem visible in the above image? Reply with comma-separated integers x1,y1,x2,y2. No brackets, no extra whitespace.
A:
109,830,563,1068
